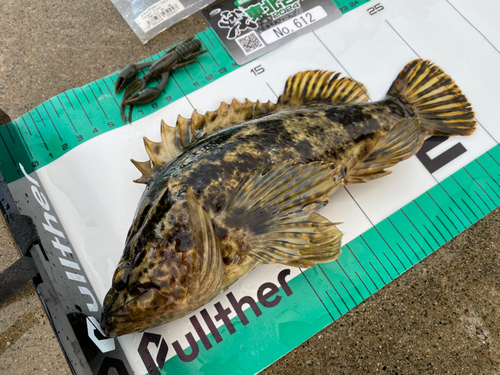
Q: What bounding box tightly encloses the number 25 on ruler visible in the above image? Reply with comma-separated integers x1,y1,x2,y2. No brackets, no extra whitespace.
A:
367,3,384,15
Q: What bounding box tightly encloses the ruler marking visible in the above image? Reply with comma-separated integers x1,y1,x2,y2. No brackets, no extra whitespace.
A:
325,291,342,316
202,30,216,48
339,281,357,305
80,87,91,104
487,151,500,167
300,269,334,321
413,200,447,243
397,243,413,265
28,112,48,150
64,92,75,110
266,82,278,99
387,217,421,261
385,20,420,58
345,244,378,290
0,133,16,167
476,160,500,193
440,184,473,225
386,241,407,271
342,188,374,229
473,190,493,212
21,117,32,135
207,28,228,52
422,224,440,248
369,261,386,284
446,0,500,55
14,121,33,158
448,206,468,229
355,272,371,295
40,105,62,141
57,96,77,133
435,181,474,224
360,235,392,280
171,75,195,110
94,80,106,97
463,167,496,207
435,215,453,240
5,123,15,143
88,84,108,119
49,98,60,118
196,60,207,74
34,108,47,127
461,198,484,217
199,37,219,67
383,253,400,275
337,262,364,299
451,175,484,217
485,181,500,201
313,32,353,76
184,67,194,80
425,192,459,235
41,104,54,127
72,89,94,126
409,233,428,257
372,226,407,269
387,217,425,264
313,31,371,102
317,264,350,310
101,79,120,108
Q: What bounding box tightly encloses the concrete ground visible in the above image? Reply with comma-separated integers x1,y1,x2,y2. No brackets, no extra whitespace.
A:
1,0,499,374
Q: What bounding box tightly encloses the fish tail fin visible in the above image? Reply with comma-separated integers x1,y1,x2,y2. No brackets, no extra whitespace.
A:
387,59,476,136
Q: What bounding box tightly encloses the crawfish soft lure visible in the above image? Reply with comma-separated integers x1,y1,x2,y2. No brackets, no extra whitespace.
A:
115,37,207,124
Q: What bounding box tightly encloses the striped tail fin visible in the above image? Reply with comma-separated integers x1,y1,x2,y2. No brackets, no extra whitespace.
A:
387,59,476,136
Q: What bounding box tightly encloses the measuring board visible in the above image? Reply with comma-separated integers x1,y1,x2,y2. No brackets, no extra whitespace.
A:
1,0,500,374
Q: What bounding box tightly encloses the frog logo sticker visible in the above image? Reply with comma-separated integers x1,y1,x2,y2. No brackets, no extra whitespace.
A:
218,8,258,39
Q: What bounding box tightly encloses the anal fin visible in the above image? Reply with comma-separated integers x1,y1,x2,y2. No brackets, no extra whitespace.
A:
346,118,425,184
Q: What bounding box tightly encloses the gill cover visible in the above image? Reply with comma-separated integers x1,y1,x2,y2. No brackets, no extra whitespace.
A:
101,186,223,337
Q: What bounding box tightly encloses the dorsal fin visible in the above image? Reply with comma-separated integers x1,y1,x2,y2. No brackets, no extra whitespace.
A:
277,70,369,107
131,70,369,184
131,99,277,184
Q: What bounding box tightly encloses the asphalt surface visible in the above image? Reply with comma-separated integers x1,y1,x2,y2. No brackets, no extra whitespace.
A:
1,1,499,374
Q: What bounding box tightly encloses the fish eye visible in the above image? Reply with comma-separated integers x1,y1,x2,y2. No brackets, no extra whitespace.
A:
114,261,131,291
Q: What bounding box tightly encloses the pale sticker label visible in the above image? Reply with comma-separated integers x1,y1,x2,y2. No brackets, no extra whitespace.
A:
134,0,185,32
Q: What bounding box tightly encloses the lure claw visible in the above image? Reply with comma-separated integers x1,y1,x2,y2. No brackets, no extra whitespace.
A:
115,65,140,93
124,88,162,105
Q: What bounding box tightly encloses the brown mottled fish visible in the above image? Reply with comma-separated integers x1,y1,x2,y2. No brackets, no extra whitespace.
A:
101,59,475,337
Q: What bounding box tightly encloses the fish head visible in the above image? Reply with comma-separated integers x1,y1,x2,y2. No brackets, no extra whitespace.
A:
100,185,212,337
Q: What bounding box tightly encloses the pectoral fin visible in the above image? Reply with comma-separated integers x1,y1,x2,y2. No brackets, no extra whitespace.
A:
213,162,344,268
185,186,224,298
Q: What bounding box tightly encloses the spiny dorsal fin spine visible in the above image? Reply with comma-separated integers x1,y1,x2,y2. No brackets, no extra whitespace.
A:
160,120,179,159
176,115,191,148
143,137,168,167
130,159,154,184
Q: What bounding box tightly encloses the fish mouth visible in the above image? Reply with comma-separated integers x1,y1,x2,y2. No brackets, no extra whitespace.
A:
100,289,157,337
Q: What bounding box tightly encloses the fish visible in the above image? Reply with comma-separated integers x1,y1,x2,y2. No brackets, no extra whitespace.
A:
101,59,476,337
